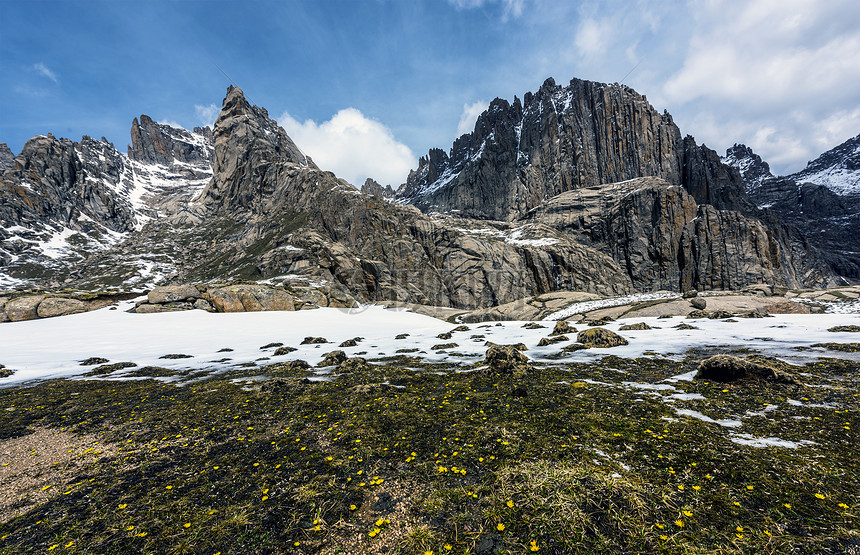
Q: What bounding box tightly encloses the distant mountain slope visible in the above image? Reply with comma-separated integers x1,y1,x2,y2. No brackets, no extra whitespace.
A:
723,140,860,279
0,119,212,288
787,134,860,196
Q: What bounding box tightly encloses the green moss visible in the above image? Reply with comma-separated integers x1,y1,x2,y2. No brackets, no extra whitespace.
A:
0,355,856,554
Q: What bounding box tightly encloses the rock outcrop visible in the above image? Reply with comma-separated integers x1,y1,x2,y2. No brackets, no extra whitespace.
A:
360,178,396,199
129,115,213,166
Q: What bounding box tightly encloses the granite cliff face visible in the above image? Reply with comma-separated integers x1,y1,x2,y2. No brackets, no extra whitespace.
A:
397,77,752,221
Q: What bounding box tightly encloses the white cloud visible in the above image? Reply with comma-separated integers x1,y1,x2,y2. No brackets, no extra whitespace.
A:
277,108,417,188
448,0,525,20
659,0,860,174
457,100,488,136
157,119,185,130
574,18,612,57
195,104,219,126
32,63,58,83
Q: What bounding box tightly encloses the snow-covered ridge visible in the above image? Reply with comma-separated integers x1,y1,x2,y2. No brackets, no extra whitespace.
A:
788,134,860,196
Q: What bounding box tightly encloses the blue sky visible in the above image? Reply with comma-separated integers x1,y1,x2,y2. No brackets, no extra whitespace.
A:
2,0,859,186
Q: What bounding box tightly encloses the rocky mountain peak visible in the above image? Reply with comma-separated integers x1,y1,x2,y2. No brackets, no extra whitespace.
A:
360,178,395,199
0,143,14,172
787,133,860,196
128,114,213,166
397,76,749,221
200,86,318,214
722,143,774,192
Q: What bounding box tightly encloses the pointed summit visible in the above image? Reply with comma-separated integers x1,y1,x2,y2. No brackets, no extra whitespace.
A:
202,86,317,213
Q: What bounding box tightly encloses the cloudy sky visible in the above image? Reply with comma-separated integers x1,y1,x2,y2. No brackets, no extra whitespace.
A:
1,0,858,186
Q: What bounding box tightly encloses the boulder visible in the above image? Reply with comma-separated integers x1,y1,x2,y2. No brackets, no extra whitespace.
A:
205,284,296,312
576,327,628,348
689,297,707,310
148,284,201,304
36,297,88,318
550,320,575,336
337,357,370,373
301,336,328,344
4,296,45,321
695,355,797,384
538,335,568,346
682,289,698,298
319,350,347,367
193,298,215,312
482,344,532,376
619,322,653,331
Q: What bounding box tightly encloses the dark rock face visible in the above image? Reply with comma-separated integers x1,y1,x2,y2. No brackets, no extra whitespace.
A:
526,177,803,291
129,115,213,166
397,77,750,221
0,134,136,234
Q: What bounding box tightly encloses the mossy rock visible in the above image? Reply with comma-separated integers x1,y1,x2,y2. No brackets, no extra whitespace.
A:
450,325,470,332
432,343,458,350
828,325,860,333
395,333,409,339
301,336,328,345
538,335,568,346
674,323,698,330
437,331,453,340
576,328,628,348
550,320,576,336
339,337,363,347
79,357,109,366
84,362,137,376
619,322,653,331
485,341,527,351
481,344,533,378
273,346,298,356
522,322,545,329
260,342,284,350
159,354,193,359
319,350,348,367
811,342,860,352
695,355,798,384
0,367,13,378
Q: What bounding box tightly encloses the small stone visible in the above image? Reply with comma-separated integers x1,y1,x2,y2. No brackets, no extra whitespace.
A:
274,346,298,356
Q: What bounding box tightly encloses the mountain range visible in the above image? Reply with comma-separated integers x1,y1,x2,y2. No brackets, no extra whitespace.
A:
1,78,857,309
